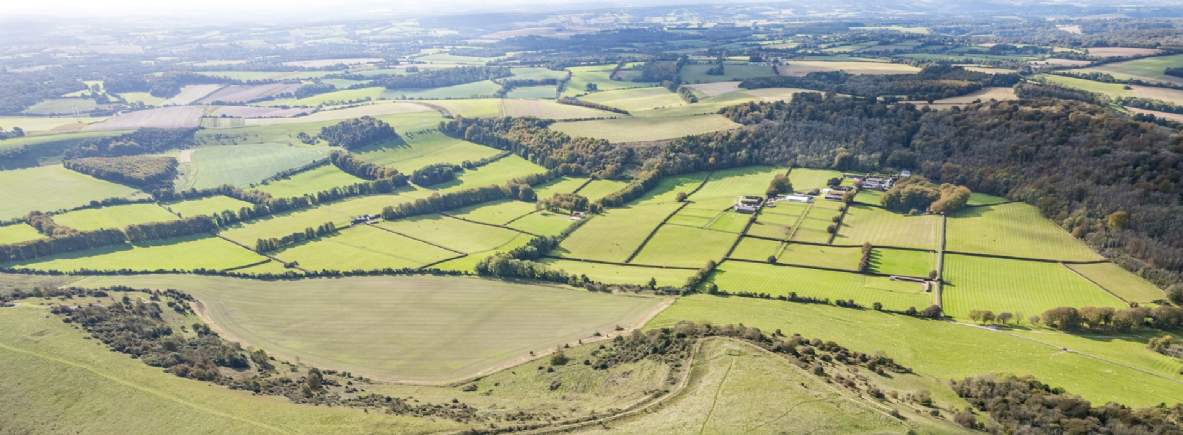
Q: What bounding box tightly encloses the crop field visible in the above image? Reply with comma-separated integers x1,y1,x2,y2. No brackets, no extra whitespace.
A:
564,65,655,98
175,143,336,190
636,87,803,118
869,248,934,277
52,203,179,231
74,274,668,384
777,60,920,76
537,258,696,287
9,235,265,272
354,130,502,173
942,254,1124,319
632,225,737,267
1037,74,1183,105
747,201,808,239
160,195,252,218
85,106,206,131
498,99,619,119
376,214,521,254
550,114,740,143
1085,47,1162,58
161,84,224,105
651,295,1183,407
0,305,457,434
254,164,364,198
919,87,1018,108
0,165,141,220
194,70,334,81
1069,53,1183,86
273,224,459,271
260,86,387,107
196,83,300,104
682,81,740,97
557,202,683,262
384,80,503,99
791,200,844,244
418,98,502,117
777,243,861,270
0,115,105,134
678,63,777,84
1064,262,1166,304
834,205,940,250
0,223,44,244
708,260,932,311
946,202,1101,261
22,98,98,115
578,338,912,435
577,87,685,112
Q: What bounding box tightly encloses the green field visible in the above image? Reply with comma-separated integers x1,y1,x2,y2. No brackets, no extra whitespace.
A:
792,200,843,244
355,130,502,173
678,63,778,84
650,295,1183,407
538,258,696,287
176,143,334,190
0,304,459,435
261,86,386,107
777,243,861,270
557,202,683,262
384,80,503,99
942,254,1125,319
439,155,547,190
506,210,575,236
533,177,589,198
577,87,684,112
1037,74,1183,105
0,223,44,244
632,172,710,206
631,225,737,267
967,192,1009,206
254,164,365,198
449,199,537,225
564,64,655,98
835,205,941,250
0,165,141,219
273,225,460,271
376,214,522,254
708,260,932,311
747,201,808,239
74,274,668,384
729,237,782,261
788,168,843,192
869,248,934,277
0,115,105,134
9,235,265,272
161,195,252,218
1069,53,1183,86
505,85,557,99
52,203,179,231
576,338,915,434
22,98,99,115
1065,262,1166,304
550,114,740,143
946,203,1101,261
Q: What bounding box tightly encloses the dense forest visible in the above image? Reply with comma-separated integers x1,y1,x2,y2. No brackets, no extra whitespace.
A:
741,65,1021,101
65,128,197,158
441,117,640,178
317,116,399,150
63,155,178,191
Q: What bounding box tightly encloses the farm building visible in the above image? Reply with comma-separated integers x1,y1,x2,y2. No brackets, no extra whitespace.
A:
735,195,764,213
780,194,813,203
861,176,895,191
824,190,845,201
351,214,380,225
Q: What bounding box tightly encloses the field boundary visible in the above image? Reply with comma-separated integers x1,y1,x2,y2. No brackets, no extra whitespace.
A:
220,259,272,273
723,257,929,281
419,253,469,270
440,212,540,237
943,249,1110,265
569,178,596,195
1062,263,1131,304
935,215,946,307
213,234,310,273
722,209,758,258
745,234,936,253
503,209,542,226
825,202,851,245
543,255,700,270
365,223,467,255
623,201,692,264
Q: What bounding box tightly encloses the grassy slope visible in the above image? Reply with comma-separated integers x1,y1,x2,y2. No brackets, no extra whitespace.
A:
161,195,252,218
9,236,266,272
74,274,668,385
835,205,941,250
942,254,1127,319
272,224,458,271
1066,262,1167,304
0,223,45,244
709,260,932,311
0,165,140,220
946,203,1101,261
176,143,333,190
254,164,366,199
354,130,502,173
53,203,179,231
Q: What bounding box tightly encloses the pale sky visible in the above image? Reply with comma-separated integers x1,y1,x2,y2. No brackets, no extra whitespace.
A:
0,0,636,19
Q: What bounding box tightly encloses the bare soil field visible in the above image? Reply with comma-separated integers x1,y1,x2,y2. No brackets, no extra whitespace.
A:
1086,47,1162,58
84,106,206,131
208,106,311,118
683,81,741,97
777,60,920,76
196,83,302,104
162,84,224,105
282,57,384,68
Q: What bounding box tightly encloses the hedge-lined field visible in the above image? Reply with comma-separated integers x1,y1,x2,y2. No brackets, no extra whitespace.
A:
354,130,502,173
376,214,521,254
834,205,940,250
946,203,1102,261
0,223,45,244
273,225,458,271
254,164,365,199
161,195,252,218
632,225,736,267
0,165,141,220
53,203,179,231
869,248,934,277
558,202,683,262
708,260,931,311
175,143,333,190
1065,262,1167,304
942,254,1124,319
10,235,265,272
538,258,696,287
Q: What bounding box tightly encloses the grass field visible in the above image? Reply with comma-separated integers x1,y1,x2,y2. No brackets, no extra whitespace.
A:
254,164,365,198
176,143,334,190
834,205,941,250
708,260,932,311
74,274,668,384
1037,74,1183,105
729,237,783,261
576,338,913,434
564,64,655,98
52,203,179,231
0,165,141,219
550,114,740,143
631,225,737,267
439,155,547,190
533,177,589,198
942,254,1125,319
273,225,459,271
946,203,1101,261
538,258,696,287
558,202,683,263
650,295,1183,407
967,192,1009,206
1064,262,1166,304
747,201,808,239
577,87,685,112
1069,53,1183,86
869,248,934,277
355,130,502,173
777,243,861,270
9,235,265,272
632,172,710,206
0,115,106,134
22,98,99,115
385,80,503,99
260,87,387,107
376,214,520,254
499,99,619,119
450,200,537,225
788,168,843,192
678,63,777,84
0,304,460,434
0,223,44,244
505,85,557,99
507,211,575,236
792,200,844,244
161,195,252,218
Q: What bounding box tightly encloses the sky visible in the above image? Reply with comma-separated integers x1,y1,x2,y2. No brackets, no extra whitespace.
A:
0,0,638,19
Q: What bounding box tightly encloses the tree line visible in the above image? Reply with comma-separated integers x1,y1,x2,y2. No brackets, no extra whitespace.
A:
880,176,970,214
381,174,547,220
368,66,511,90
440,117,639,179
740,65,1020,102
63,155,178,192
411,163,463,186
329,151,403,181
317,116,399,150
65,128,197,159
255,222,338,253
